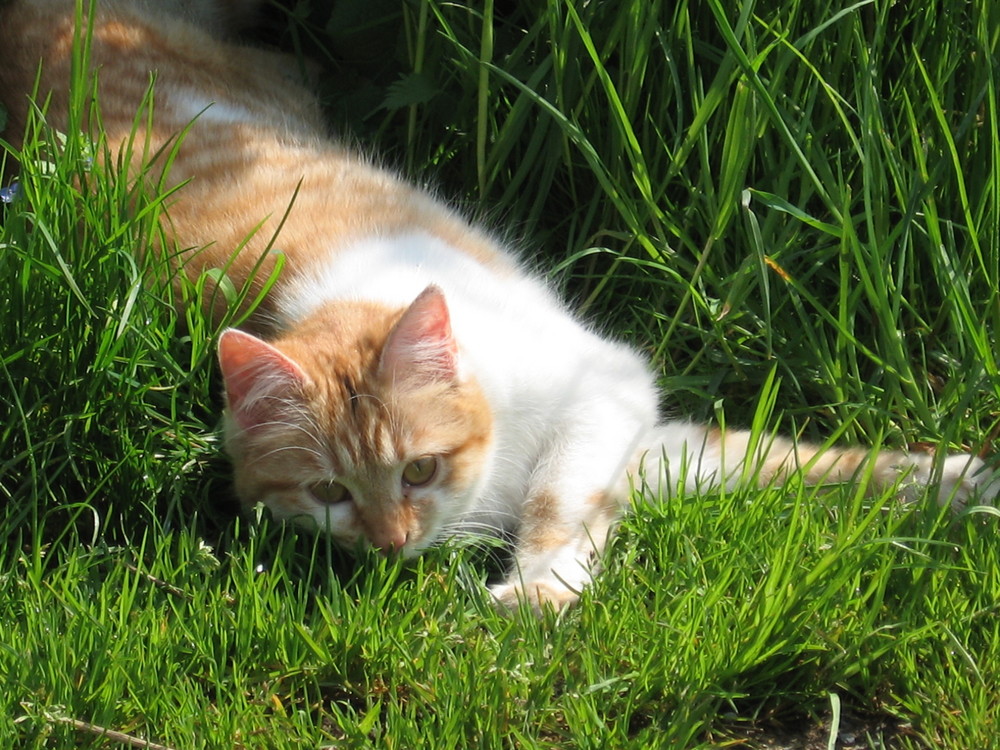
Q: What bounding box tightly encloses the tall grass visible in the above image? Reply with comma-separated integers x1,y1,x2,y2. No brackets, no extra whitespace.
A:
1,0,999,747
0,102,225,543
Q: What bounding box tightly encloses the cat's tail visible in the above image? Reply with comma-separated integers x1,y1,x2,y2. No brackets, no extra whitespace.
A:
635,421,999,511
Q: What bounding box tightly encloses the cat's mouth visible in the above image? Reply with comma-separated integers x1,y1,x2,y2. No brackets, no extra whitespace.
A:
358,504,436,559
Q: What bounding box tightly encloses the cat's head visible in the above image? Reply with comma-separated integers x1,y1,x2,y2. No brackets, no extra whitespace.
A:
217,285,493,556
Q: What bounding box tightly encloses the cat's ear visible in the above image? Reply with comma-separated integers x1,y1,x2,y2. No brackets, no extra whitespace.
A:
217,329,309,430
379,285,459,387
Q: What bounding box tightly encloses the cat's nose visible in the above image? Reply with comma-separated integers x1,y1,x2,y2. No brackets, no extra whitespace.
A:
372,529,409,555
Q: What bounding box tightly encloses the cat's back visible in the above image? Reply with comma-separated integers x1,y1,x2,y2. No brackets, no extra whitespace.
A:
1,0,523,328
0,0,324,153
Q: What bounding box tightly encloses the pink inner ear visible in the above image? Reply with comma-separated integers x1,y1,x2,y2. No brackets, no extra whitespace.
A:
217,329,308,429
379,285,458,386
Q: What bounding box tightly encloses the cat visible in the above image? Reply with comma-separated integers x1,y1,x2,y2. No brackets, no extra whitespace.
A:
1,0,996,611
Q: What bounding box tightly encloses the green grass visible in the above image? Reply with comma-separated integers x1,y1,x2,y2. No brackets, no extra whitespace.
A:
2,0,1000,747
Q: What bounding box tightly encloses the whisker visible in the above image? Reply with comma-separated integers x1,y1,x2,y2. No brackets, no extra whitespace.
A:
256,444,326,462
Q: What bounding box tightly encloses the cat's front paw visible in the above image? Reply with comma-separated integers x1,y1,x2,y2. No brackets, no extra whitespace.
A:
489,580,580,613
931,454,999,511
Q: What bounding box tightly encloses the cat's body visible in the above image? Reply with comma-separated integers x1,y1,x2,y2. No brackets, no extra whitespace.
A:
2,0,995,609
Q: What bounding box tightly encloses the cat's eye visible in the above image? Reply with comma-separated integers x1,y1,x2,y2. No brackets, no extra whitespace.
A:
310,481,351,505
402,456,438,486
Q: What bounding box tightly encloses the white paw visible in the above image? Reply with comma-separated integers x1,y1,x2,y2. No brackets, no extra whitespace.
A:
933,454,999,511
489,580,581,613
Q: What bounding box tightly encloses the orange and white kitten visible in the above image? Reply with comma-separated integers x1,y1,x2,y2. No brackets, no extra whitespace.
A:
2,0,995,610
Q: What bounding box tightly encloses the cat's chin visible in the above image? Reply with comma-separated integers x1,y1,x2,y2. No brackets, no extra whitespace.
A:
285,513,443,560
346,535,438,561
390,525,446,559
394,541,434,560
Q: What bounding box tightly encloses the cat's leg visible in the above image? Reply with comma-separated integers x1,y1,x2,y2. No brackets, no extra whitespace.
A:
489,486,623,611
488,422,644,611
